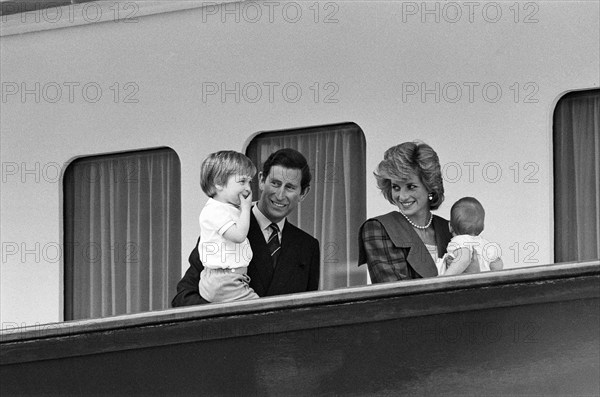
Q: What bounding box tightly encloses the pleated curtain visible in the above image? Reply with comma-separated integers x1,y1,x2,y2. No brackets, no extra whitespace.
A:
64,148,181,320
246,123,367,290
553,90,600,263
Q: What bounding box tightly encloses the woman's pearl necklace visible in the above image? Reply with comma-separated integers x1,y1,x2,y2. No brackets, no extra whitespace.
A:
400,211,433,229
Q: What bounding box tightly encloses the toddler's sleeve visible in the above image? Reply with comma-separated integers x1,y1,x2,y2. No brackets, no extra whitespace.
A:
200,204,236,236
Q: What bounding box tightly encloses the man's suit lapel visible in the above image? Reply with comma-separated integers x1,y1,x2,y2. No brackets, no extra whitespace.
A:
268,222,301,294
248,213,274,293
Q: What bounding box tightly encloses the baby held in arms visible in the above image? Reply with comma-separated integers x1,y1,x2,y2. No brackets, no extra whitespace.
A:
439,197,504,276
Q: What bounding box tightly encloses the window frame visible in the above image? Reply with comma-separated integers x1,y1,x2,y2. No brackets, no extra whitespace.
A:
62,146,182,320
552,88,600,263
244,121,368,290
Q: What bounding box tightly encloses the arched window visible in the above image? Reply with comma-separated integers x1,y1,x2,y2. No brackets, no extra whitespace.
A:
553,89,600,263
63,148,181,320
246,122,367,289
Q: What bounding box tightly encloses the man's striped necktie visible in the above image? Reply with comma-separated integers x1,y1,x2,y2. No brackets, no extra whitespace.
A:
267,223,281,268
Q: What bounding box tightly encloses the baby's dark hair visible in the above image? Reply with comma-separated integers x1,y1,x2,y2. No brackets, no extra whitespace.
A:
200,151,256,197
450,197,485,235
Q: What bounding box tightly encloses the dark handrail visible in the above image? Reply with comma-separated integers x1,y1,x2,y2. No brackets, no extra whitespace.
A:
2,260,598,346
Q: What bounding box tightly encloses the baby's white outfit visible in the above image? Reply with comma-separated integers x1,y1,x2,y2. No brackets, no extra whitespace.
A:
438,234,500,275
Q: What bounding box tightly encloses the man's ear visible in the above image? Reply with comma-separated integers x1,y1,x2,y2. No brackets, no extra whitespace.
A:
299,186,310,202
258,172,265,190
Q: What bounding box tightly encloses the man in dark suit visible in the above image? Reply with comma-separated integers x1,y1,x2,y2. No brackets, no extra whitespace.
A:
172,148,320,306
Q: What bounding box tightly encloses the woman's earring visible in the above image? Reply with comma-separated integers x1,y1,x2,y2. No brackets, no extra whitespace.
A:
428,193,433,201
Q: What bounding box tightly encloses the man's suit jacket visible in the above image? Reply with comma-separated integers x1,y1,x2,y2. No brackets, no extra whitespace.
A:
171,211,320,307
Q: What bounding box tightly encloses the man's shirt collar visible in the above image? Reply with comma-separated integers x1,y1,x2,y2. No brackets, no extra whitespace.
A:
253,204,286,235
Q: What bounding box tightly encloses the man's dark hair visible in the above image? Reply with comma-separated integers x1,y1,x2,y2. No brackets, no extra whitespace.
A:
261,148,312,193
